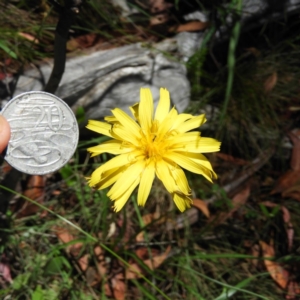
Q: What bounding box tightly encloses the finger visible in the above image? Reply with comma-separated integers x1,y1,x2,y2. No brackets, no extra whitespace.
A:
0,115,11,153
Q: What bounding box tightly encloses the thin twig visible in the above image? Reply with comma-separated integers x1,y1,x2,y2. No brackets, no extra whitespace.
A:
207,147,274,204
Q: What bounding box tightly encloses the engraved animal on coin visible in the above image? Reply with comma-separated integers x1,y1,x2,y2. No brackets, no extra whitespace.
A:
1,92,79,175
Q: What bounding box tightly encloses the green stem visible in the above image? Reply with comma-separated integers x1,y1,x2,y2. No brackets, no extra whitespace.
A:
219,0,243,129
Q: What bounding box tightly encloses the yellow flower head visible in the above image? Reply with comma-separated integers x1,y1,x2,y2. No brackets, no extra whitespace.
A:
86,88,221,212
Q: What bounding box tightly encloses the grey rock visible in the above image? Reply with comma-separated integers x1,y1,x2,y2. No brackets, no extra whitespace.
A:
14,43,190,125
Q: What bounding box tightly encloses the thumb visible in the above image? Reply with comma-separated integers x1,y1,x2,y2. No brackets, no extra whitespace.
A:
0,115,11,153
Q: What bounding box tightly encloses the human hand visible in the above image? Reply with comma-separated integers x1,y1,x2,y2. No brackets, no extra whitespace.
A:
0,115,10,153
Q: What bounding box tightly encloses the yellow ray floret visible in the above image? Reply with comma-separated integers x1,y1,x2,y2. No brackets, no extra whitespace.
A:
86,87,221,212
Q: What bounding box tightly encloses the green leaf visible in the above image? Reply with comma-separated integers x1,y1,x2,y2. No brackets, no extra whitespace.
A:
76,106,85,124
0,40,18,59
12,273,31,290
44,256,71,275
60,164,76,187
214,276,254,300
32,285,44,300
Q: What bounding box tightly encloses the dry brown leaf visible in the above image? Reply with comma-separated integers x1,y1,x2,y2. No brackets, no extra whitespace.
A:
116,217,135,244
264,72,277,93
209,185,250,225
105,273,126,300
136,212,161,242
126,246,171,279
281,207,294,252
149,0,172,13
250,244,260,268
217,153,249,166
54,226,89,272
67,33,99,51
135,247,149,260
176,21,209,32
287,131,300,171
18,32,38,43
261,202,294,251
271,170,300,196
85,267,99,286
94,246,106,277
229,185,251,208
136,230,146,242
55,227,76,245
192,199,210,218
112,273,126,300
77,254,89,273
260,241,289,289
51,190,61,196
135,247,160,261
94,246,126,299
1,161,12,175
141,213,156,226
150,13,169,26
286,281,300,299
54,228,126,299
282,185,300,201
271,131,300,197
245,47,261,57
281,205,291,223
18,175,46,218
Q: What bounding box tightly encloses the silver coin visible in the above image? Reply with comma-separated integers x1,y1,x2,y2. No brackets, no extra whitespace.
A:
1,91,79,175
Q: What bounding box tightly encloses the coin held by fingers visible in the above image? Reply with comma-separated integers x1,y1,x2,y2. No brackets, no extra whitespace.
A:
1,92,79,175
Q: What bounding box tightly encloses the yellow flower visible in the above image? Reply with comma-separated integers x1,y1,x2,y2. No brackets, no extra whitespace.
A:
86,88,221,212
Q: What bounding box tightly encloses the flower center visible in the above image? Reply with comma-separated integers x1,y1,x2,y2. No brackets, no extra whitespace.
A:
139,122,177,160
141,134,165,160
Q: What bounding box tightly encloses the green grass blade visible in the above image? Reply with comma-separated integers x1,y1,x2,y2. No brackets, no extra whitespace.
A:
219,0,243,128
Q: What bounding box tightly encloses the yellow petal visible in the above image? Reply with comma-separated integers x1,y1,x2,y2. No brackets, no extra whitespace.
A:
87,140,134,157
96,166,127,190
171,136,221,153
104,116,119,124
156,107,178,141
173,193,192,212
170,113,193,130
176,152,217,177
197,137,221,153
113,177,140,212
112,108,141,138
156,159,177,193
129,103,139,121
88,159,128,187
111,124,140,146
99,150,143,177
164,152,215,182
168,132,200,147
178,114,206,133
139,88,153,132
86,120,112,137
107,160,145,200
171,167,191,195
154,88,170,123
88,165,106,186
138,160,155,206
